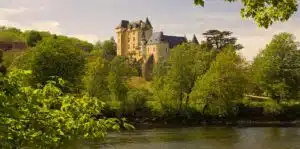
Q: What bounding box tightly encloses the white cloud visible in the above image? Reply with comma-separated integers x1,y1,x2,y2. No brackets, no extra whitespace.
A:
238,20,300,60
0,7,28,19
70,34,100,43
28,20,62,34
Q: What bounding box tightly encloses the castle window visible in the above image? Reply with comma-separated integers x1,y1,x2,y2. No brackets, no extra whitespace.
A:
133,37,135,42
128,45,130,49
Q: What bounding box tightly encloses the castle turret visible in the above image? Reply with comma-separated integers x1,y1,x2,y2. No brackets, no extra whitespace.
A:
145,17,152,29
192,34,199,44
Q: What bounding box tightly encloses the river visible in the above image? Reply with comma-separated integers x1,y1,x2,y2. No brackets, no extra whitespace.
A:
84,127,300,149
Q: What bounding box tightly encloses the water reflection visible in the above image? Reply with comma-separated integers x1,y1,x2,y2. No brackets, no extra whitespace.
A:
83,127,300,149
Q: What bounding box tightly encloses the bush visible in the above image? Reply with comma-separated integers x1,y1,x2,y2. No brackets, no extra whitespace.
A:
30,37,86,89
0,69,126,149
124,88,150,115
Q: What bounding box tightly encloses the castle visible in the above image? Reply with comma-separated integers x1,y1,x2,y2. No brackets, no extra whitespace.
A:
115,18,199,80
115,17,199,63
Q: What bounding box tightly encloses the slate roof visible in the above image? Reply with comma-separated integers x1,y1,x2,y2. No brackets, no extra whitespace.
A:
120,20,129,28
145,17,152,28
118,18,153,29
164,35,187,48
147,32,187,48
192,34,199,44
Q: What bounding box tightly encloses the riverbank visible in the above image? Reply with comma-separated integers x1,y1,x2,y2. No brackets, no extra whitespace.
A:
131,120,300,130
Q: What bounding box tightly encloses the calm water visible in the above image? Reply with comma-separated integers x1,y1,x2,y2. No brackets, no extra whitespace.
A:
85,127,300,149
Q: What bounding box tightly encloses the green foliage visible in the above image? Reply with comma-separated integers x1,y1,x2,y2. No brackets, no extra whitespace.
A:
94,38,117,61
152,43,215,113
108,56,135,102
194,0,298,28
203,30,243,51
251,33,300,101
0,69,124,149
84,56,110,100
26,30,43,47
123,88,151,115
9,49,34,70
191,46,247,117
30,37,86,88
0,29,24,42
0,49,6,74
55,35,94,52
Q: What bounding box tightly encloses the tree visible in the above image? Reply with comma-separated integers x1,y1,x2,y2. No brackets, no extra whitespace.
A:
83,56,110,100
95,38,117,61
107,56,135,102
251,33,300,102
0,49,7,74
26,30,43,47
203,30,243,51
194,0,298,28
152,43,216,114
30,37,86,88
0,69,128,149
190,46,247,117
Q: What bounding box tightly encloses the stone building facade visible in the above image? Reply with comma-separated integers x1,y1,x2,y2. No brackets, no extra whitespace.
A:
115,18,199,80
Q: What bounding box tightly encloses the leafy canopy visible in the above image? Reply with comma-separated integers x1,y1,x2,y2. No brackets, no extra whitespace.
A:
30,37,86,86
194,0,298,28
152,43,215,113
26,30,43,47
191,46,247,116
0,69,127,149
251,33,300,101
203,29,243,51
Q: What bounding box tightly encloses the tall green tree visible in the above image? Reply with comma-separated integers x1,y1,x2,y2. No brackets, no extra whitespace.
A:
194,0,298,28
0,49,7,74
108,56,134,102
26,30,43,47
251,33,300,101
95,38,117,61
152,43,216,113
30,37,86,88
84,56,110,100
203,30,243,51
190,46,247,117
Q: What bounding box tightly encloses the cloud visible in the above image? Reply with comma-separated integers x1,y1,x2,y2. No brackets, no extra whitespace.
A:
70,34,100,43
28,21,62,34
237,19,300,60
0,7,28,19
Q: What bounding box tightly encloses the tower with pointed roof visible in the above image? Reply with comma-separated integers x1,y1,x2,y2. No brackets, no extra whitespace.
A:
192,34,199,44
115,18,198,80
115,17,153,61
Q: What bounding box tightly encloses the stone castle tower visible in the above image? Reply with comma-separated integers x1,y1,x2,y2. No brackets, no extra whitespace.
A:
115,17,153,62
115,18,199,80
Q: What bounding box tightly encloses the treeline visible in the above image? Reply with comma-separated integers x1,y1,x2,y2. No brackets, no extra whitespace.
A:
1,27,300,148
0,26,93,50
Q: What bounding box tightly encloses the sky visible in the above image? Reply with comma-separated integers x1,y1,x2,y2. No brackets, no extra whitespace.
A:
0,0,299,60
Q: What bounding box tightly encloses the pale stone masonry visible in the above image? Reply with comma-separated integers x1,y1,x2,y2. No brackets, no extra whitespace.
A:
115,18,199,63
